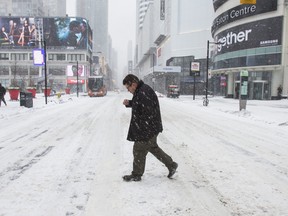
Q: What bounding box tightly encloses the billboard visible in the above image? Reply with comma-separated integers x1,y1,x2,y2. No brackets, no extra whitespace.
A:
0,17,37,47
0,16,92,50
66,65,85,77
214,16,283,56
43,17,91,50
212,0,277,35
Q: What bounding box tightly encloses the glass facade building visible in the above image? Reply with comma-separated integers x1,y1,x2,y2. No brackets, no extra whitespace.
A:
211,0,288,99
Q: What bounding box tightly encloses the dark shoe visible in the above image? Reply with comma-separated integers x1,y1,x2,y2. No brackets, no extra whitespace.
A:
123,174,141,182
168,162,178,178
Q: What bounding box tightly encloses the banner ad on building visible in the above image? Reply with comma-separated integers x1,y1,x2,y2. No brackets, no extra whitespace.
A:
214,16,283,56
0,17,37,47
0,16,92,50
212,0,277,35
42,17,91,50
67,79,85,84
160,0,165,20
66,65,85,77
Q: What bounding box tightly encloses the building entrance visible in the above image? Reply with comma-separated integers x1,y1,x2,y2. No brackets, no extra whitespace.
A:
252,81,269,100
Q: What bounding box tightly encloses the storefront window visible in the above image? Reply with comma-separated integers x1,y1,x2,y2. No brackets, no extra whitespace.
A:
0,66,9,75
49,66,66,76
30,66,39,76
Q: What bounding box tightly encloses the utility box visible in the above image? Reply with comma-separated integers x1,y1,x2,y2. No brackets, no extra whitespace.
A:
20,92,33,108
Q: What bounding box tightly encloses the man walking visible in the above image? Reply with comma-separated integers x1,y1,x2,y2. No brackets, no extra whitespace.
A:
122,74,178,182
0,83,7,106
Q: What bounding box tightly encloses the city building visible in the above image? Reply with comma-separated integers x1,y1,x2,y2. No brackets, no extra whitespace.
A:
76,0,108,56
211,0,288,100
137,0,154,30
75,0,114,90
0,0,44,17
43,0,66,17
0,16,92,94
135,0,213,95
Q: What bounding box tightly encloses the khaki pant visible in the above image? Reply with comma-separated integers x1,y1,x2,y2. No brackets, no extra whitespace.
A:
132,134,174,177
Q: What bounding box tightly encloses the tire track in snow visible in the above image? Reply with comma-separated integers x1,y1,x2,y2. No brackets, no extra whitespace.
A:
0,146,54,190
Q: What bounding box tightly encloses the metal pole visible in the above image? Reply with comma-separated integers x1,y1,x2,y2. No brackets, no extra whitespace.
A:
152,53,154,90
43,40,48,104
76,60,79,97
206,40,209,103
193,72,196,100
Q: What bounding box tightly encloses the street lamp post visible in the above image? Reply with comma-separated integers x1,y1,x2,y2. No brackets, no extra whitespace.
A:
204,40,222,106
70,61,79,97
204,40,210,106
43,41,48,104
76,60,79,97
34,40,47,104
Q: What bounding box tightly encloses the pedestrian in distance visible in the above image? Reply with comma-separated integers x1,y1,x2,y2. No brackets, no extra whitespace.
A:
0,83,7,106
122,74,178,182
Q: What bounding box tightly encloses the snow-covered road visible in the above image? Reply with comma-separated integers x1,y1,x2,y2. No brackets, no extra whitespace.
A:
0,92,287,216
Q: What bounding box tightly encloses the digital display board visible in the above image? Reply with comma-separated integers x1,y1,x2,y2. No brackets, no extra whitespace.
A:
0,16,92,50
42,17,91,49
214,16,283,56
66,65,85,77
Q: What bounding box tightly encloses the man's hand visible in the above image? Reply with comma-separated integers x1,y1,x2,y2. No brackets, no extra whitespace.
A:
123,99,129,106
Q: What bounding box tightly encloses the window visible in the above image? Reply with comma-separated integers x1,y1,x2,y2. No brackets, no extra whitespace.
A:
67,54,85,62
56,54,66,60
11,53,28,61
48,54,66,61
49,66,66,76
18,66,28,76
30,66,39,76
0,53,9,60
0,66,9,75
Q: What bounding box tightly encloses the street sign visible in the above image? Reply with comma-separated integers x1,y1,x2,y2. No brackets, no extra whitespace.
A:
33,49,45,66
190,62,200,76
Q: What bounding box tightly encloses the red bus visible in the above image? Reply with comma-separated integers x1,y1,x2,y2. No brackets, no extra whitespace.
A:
87,76,107,97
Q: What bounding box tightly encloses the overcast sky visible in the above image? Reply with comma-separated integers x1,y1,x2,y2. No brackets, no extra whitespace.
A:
66,0,136,74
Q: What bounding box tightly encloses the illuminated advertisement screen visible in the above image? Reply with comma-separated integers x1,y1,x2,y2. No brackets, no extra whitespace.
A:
66,65,85,77
214,16,283,56
0,17,37,47
0,16,92,50
43,17,90,49
87,25,93,50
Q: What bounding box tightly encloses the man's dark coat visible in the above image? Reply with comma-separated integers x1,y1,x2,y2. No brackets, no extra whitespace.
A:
126,80,163,141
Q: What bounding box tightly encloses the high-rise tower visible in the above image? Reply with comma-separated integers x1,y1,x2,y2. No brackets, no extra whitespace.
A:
43,0,66,17
75,0,108,56
137,0,153,31
0,0,44,16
